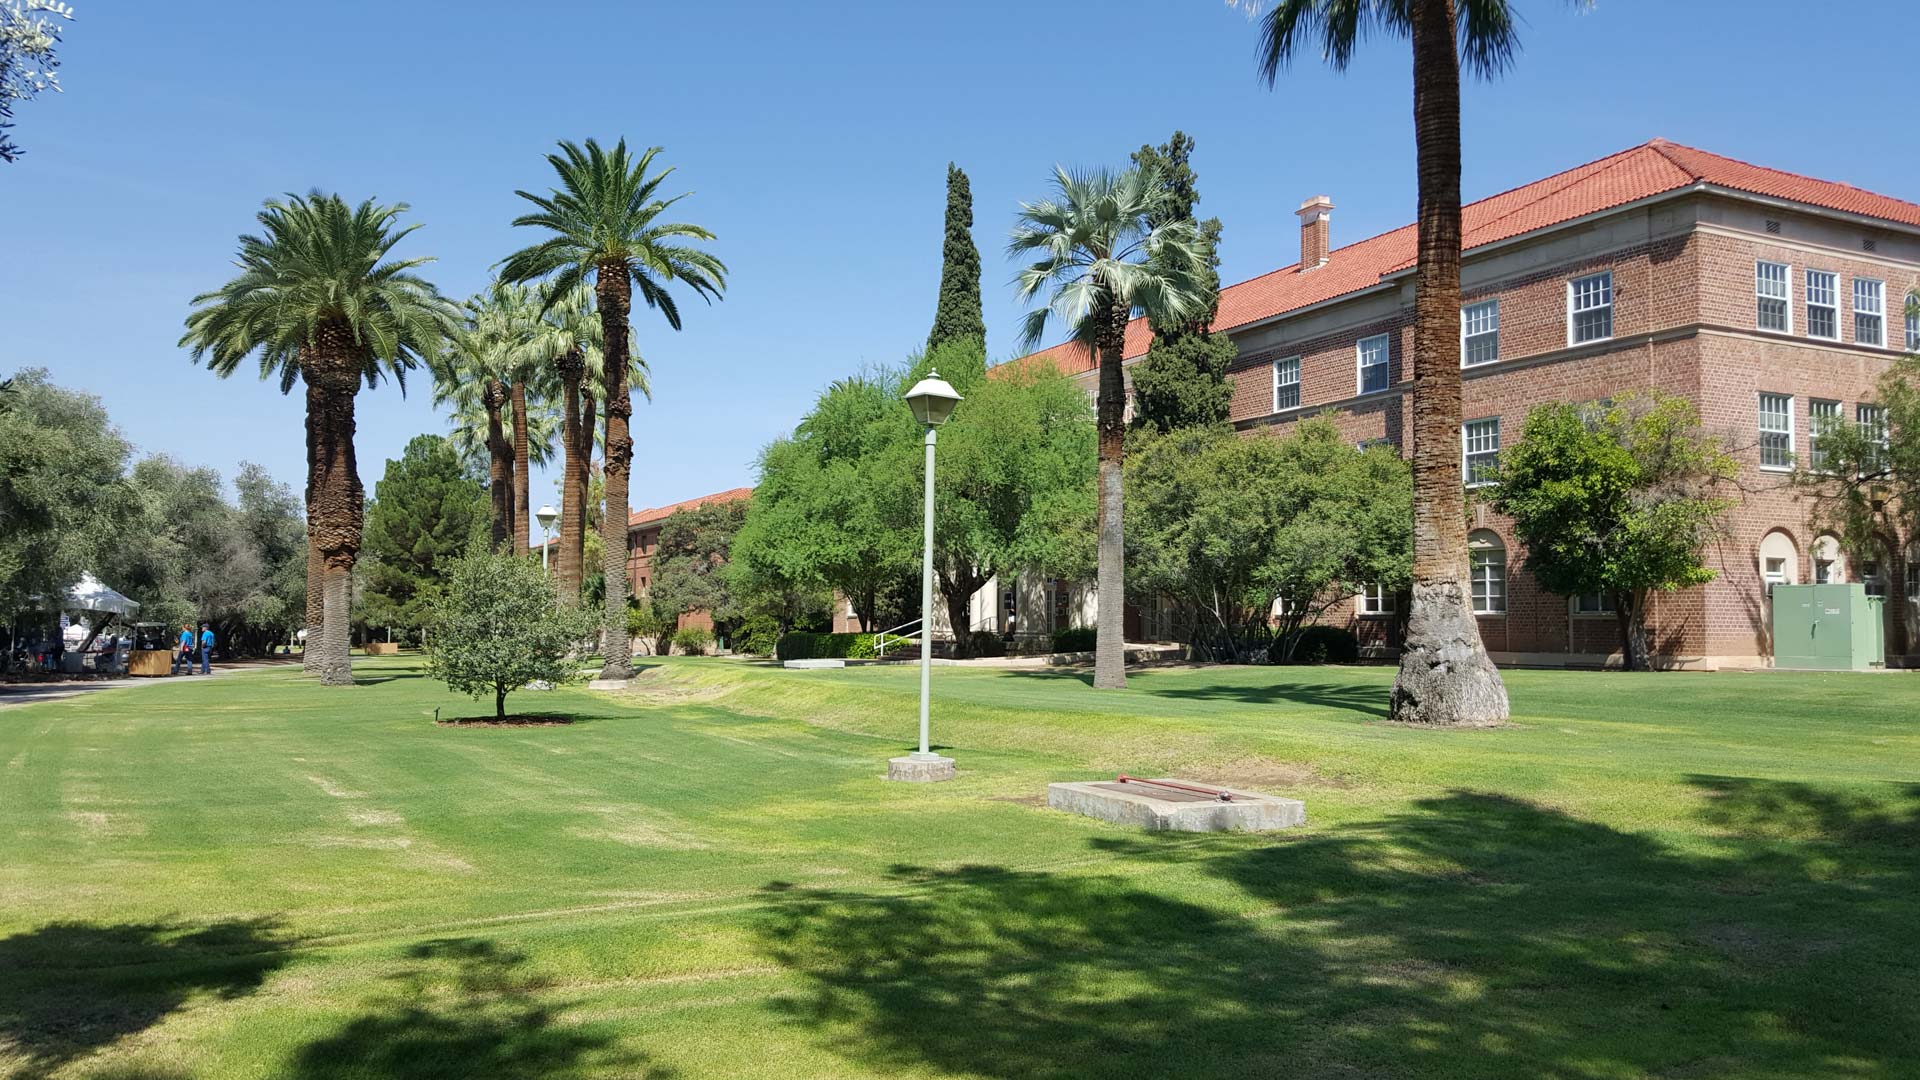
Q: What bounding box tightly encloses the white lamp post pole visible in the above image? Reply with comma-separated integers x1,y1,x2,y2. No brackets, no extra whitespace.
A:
889,370,962,783
917,422,936,757
536,503,559,573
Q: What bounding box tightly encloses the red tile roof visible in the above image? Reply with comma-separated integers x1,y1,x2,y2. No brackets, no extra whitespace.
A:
997,139,1920,377
627,486,754,530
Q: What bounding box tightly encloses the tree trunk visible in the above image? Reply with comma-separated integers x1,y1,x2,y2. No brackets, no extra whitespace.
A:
554,348,585,603
304,334,364,688
484,380,512,552
303,379,323,673
496,684,507,720
596,263,635,680
574,392,597,595
1093,299,1130,689
939,564,983,660
511,381,531,559
1388,0,1509,725
1615,592,1649,671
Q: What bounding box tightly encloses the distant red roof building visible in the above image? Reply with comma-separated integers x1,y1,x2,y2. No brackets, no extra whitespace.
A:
997,139,1920,377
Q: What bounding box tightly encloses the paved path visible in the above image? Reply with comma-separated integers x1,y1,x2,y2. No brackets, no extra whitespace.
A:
0,660,298,709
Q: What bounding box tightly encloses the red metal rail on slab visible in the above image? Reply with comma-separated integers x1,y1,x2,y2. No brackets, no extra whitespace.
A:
1115,775,1234,802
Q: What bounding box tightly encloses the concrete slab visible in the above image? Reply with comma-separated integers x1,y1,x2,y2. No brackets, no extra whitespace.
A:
1047,778,1304,832
887,754,957,782
586,678,630,691
782,659,847,670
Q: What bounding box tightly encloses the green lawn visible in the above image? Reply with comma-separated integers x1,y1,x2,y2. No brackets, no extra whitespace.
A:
1,656,1916,1079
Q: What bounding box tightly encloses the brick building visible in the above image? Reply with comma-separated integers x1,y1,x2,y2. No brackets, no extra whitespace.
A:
625,486,753,633
991,139,1920,668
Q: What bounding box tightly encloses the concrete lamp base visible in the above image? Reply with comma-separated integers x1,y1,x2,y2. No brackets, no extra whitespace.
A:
887,754,957,783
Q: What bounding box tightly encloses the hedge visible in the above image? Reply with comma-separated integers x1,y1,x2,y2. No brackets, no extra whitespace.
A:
775,631,882,662
1050,626,1097,653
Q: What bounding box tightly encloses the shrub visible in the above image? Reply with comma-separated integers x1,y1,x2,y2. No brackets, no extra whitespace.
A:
1051,626,1097,654
775,631,879,661
626,604,672,656
428,550,598,719
732,615,780,656
1277,625,1360,665
968,630,1006,658
672,625,713,656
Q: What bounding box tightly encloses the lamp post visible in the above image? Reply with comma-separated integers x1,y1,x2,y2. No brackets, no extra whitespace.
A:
536,504,558,573
889,370,962,783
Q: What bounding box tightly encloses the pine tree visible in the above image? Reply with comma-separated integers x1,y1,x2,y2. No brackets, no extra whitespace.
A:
1129,133,1237,433
926,163,986,355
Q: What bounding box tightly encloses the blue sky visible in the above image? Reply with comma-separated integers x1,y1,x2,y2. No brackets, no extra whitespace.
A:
6,0,1918,535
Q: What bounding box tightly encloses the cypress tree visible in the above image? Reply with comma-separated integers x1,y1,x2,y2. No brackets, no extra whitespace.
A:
1129,132,1237,433
926,163,987,356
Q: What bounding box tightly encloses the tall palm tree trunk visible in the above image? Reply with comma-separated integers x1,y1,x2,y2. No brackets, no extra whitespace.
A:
484,379,512,552
554,348,585,602
304,329,365,688
510,381,531,558
303,378,323,673
1389,0,1508,725
595,264,635,679
1093,301,1130,689
574,391,596,599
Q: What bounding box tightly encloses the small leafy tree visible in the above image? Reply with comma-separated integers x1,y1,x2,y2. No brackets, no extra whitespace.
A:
1126,418,1410,661
1488,394,1736,671
650,498,749,641
428,550,596,719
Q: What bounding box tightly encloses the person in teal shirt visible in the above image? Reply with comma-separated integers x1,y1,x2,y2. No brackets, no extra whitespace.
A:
173,623,194,675
197,623,214,675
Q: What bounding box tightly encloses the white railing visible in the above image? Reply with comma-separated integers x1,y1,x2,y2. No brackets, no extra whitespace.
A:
873,618,922,659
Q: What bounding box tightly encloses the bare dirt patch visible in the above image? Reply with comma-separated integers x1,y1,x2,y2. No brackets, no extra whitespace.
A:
436,716,575,727
1174,756,1351,791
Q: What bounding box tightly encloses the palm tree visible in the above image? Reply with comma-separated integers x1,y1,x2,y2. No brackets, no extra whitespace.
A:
434,282,550,551
182,192,457,685
499,139,725,680
1010,166,1209,689
1256,0,1576,725
513,283,648,604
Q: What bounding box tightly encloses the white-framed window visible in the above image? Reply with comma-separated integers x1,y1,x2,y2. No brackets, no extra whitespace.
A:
1572,593,1615,615
1813,535,1844,584
1756,261,1791,333
1809,399,1841,472
1462,299,1499,366
1272,356,1300,412
1757,392,1793,471
1568,271,1613,344
1357,583,1396,616
1907,308,1920,352
1356,437,1393,452
1855,278,1886,346
1906,559,1919,603
1462,418,1501,487
1859,403,1889,470
1469,531,1507,615
1862,560,1887,599
1806,270,1838,339
1356,334,1390,394
1759,530,1798,595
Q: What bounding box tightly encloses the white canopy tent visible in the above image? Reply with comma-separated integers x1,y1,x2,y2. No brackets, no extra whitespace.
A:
66,573,141,617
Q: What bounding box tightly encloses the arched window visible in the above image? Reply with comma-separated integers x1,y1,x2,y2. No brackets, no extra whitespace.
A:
1758,530,1799,594
1469,530,1507,614
1812,535,1846,584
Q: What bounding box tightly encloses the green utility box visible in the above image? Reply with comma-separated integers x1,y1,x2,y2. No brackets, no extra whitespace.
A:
1771,583,1886,671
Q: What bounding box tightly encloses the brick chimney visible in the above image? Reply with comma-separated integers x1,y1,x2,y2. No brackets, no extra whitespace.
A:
1296,195,1334,271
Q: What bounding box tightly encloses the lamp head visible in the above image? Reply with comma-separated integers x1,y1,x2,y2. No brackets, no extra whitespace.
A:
535,504,559,530
904,370,963,427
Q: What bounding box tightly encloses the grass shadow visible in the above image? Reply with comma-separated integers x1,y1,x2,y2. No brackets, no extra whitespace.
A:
758,782,1920,1077
997,665,1392,718
0,917,291,1079
285,937,666,1079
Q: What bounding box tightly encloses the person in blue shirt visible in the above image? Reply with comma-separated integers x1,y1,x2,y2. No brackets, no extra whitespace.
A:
173,623,194,675
198,623,215,675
